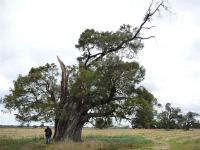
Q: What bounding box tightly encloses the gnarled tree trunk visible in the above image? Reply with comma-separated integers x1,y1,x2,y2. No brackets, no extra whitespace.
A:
53,104,85,141
54,57,88,141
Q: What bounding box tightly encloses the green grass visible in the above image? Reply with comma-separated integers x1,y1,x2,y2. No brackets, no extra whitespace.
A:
84,135,153,150
0,136,46,150
84,135,151,144
0,135,152,150
1,128,200,150
168,138,200,150
0,136,43,145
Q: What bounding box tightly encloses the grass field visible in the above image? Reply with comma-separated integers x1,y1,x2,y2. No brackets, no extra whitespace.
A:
0,128,200,150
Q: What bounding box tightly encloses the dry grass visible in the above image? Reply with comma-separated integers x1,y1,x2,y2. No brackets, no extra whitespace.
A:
1,128,200,150
0,128,44,139
83,128,200,141
2,128,200,140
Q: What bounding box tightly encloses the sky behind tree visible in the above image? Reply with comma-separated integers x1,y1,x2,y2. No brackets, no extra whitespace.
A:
0,0,200,125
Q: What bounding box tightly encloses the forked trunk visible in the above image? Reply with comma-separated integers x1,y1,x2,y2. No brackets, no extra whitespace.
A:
55,57,86,141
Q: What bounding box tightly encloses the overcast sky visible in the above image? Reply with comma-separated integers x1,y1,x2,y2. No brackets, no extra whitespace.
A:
0,0,200,125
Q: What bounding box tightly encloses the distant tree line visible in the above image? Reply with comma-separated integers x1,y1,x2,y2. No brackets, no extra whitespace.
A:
155,103,199,130
94,102,200,130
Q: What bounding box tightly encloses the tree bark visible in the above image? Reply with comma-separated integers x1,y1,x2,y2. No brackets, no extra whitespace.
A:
55,57,89,142
53,101,86,142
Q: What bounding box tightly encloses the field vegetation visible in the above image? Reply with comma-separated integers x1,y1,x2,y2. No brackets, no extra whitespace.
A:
0,128,200,150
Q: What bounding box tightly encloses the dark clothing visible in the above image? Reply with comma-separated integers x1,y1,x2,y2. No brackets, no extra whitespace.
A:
44,127,52,144
45,127,52,137
45,136,51,144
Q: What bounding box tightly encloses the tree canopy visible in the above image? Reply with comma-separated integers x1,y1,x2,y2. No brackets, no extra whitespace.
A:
3,63,59,123
157,103,182,129
3,0,168,142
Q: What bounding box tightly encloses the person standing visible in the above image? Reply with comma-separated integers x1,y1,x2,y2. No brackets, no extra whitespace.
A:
44,126,52,144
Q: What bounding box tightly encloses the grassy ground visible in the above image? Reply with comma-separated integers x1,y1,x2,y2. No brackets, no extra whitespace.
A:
0,128,200,149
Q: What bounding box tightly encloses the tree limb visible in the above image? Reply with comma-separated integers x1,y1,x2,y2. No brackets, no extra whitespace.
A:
135,36,155,40
57,56,69,103
84,0,166,68
142,26,155,29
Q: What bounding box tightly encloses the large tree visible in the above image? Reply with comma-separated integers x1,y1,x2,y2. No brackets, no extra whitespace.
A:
3,0,167,142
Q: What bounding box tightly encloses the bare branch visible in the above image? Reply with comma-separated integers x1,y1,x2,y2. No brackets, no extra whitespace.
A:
84,0,167,68
135,36,155,40
142,26,155,29
57,56,68,103
84,51,104,67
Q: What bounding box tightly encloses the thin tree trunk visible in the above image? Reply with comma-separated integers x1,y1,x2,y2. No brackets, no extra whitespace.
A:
53,117,59,139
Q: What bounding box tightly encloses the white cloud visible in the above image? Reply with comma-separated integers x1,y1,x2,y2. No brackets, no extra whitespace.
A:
0,112,19,125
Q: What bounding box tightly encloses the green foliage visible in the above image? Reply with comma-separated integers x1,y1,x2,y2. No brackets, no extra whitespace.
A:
76,24,143,63
157,103,182,129
2,0,171,141
94,117,113,129
131,88,156,128
67,54,149,121
183,112,199,130
3,24,155,133
3,63,59,123
3,51,154,128
155,103,200,130
3,53,152,126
